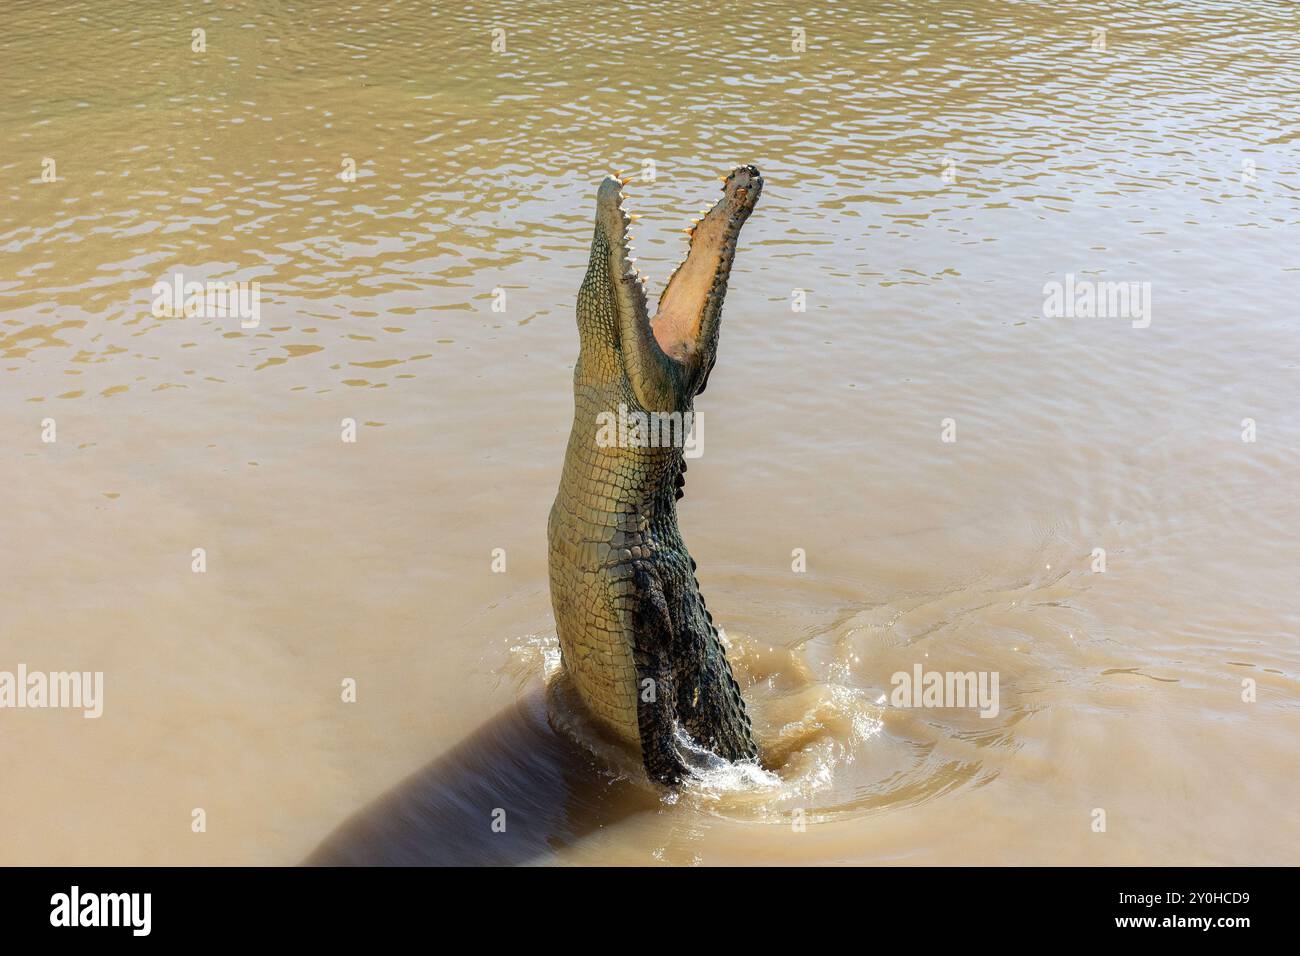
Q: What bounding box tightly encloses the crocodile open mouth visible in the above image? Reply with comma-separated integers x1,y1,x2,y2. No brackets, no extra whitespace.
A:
602,165,763,367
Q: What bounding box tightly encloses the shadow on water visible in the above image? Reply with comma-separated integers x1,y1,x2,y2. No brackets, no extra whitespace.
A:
304,685,658,866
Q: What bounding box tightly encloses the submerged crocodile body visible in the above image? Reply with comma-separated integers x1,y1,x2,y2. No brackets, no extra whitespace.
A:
547,166,763,784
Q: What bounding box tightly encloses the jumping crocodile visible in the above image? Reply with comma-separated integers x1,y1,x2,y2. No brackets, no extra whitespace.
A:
547,165,763,784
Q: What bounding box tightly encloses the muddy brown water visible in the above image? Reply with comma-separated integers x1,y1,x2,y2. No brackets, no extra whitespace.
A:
1,0,1297,864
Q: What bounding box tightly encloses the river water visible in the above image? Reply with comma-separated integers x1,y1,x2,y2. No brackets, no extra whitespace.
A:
1,0,1297,865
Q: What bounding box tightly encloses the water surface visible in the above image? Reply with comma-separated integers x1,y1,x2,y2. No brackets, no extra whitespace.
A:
2,0,1297,865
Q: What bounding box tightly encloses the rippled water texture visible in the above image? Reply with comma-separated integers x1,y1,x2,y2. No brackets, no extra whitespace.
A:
2,1,1298,865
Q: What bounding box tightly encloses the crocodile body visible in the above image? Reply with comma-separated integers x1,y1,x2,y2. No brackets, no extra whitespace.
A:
547,166,763,784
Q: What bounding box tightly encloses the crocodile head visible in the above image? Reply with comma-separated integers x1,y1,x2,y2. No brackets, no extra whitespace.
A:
579,165,763,410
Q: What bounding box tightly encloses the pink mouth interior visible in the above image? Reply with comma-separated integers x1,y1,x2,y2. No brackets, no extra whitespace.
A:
630,169,758,365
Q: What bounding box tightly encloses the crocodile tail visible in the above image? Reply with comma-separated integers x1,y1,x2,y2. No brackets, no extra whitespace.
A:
693,621,758,763
629,564,690,785
671,581,758,764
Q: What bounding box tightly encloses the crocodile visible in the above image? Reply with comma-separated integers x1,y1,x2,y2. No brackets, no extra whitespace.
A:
547,165,764,785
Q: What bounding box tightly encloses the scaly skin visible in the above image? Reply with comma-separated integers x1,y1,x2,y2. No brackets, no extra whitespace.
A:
548,166,763,784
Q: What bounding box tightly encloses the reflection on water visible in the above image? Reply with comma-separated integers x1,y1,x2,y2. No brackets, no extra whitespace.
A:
308,687,658,867
2,0,1298,865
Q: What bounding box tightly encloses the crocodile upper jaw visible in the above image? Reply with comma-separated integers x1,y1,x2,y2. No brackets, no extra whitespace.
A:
651,165,762,365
